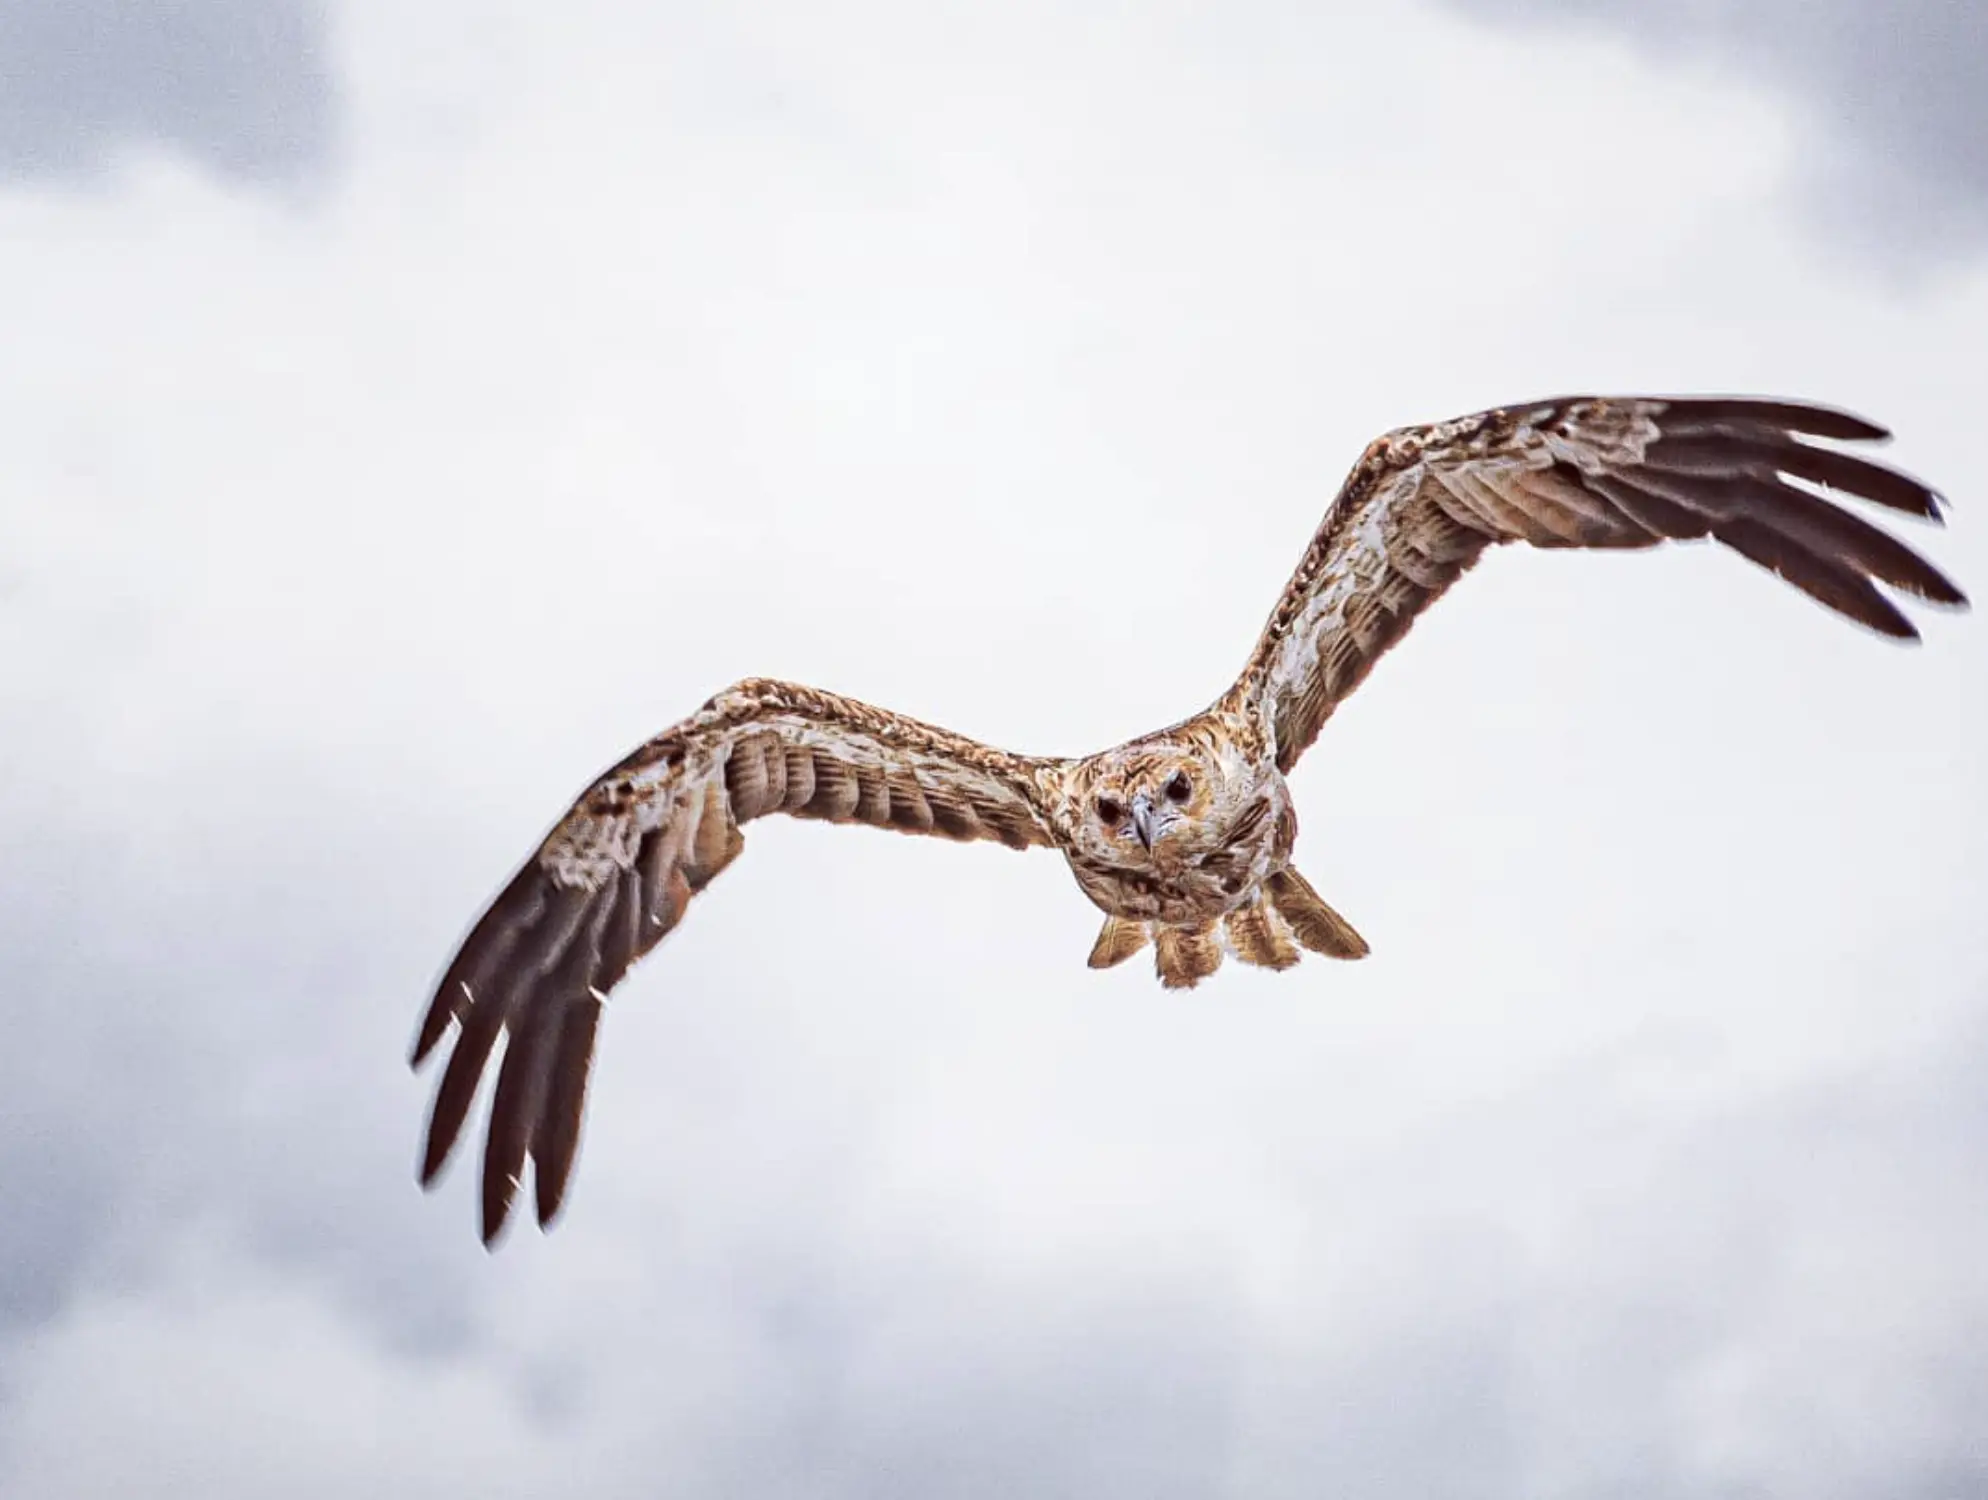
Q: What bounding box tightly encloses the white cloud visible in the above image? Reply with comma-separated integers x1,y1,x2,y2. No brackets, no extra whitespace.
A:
1435,0,1988,273
1,1,1984,1494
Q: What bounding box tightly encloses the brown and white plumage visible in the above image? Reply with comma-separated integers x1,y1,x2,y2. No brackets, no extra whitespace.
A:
412,678,1065,1241
415,394,1964,1244
1229,396,1963,769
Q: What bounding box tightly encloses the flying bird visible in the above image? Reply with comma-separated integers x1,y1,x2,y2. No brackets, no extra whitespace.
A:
413,394,1965,1244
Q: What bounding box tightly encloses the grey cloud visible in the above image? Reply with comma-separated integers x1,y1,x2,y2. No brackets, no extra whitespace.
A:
1434,0,1988,266
4,692,1983,1499
0,0,336,186
747,1278,1243,1500
2,1,1986,1493
0,768,478,1372
11,806,1985,1500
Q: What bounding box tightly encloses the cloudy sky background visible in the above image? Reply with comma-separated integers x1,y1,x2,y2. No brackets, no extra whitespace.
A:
3,1,1985,1494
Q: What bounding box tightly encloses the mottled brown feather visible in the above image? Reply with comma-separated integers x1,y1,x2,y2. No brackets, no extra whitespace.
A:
1235,395,1965,771
801,754,861,820
1266,869,1369,959
414,678,1063,1244
1155,923,1223,989
1087,916,1150,969
854,763,891,825
1225,901,1300,970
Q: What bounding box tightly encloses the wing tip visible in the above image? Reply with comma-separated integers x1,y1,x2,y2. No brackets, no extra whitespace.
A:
409,991,459,1068
479,1163,579,1247
481,1175,520,1248
417,1129,454,1191
1663,396,1894,445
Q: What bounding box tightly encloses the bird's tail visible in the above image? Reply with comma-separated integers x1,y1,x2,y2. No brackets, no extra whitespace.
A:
1263,867,1370,963
1085,867,1369,990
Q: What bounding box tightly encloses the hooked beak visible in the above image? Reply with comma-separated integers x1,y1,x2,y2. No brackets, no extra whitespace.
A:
1130,793,1157,851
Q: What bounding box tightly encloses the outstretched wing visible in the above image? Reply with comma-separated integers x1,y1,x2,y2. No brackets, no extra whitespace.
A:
412,677,1065,1244
1232,396,1965,771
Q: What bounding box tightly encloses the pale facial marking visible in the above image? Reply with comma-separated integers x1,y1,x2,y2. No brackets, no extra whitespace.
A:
1074,742,1232,876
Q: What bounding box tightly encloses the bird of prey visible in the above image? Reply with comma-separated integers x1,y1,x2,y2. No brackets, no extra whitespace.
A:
413,394,1964,1244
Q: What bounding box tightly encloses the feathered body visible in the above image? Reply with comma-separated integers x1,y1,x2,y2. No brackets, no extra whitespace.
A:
1054,714,1365,985
412,394,1966,1244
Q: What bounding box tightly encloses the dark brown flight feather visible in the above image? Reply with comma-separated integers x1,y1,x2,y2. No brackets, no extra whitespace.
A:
413,679,1060,1245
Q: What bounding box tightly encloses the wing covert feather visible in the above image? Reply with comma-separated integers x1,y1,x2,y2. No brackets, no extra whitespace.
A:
1233,395,1965,771
412,678,1065,1244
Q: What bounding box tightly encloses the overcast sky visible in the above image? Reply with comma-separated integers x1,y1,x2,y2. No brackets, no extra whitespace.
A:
3,2,1985,1495
1435,0,1988,274
0,0,335,186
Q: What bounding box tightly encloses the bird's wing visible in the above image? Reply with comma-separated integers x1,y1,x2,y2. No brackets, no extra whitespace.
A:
413,676,1066,1243
1230,395,1965,772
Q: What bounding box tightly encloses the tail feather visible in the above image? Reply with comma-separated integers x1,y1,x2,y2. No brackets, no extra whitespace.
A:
1087,916,1150,969
1155,922,1223,988
1084,868,1367,989
1224,902,1300,970
1266,868,1370,959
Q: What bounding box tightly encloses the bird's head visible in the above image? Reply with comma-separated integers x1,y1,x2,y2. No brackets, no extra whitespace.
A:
1068,741,1230,874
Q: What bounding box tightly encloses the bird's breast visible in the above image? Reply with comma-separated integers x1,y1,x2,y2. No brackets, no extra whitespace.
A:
1067,859,1239,924
1065,838,1287,926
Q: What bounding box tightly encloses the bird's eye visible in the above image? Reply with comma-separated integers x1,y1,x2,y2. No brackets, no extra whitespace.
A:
1164,772,1192,804
1095,796,1123,825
